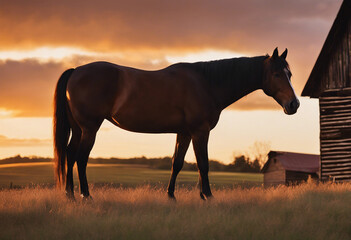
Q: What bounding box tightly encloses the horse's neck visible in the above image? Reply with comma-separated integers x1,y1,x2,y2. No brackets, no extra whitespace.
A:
194,56,265,110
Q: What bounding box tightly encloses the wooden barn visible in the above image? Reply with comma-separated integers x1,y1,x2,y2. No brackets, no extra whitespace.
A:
261,151,319,186
302,0,351,182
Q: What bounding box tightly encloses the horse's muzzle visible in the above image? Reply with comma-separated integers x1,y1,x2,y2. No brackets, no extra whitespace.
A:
284,98,300,115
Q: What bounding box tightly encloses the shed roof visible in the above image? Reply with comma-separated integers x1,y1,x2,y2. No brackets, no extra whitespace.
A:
301,0,351,98
261,151,319,173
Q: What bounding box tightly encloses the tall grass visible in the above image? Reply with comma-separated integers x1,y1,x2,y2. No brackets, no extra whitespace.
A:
1,183,351,240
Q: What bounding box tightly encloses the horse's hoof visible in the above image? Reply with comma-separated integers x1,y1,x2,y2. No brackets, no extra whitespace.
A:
206,195,214,201
80,194,93,202
200,192,213,201
167,192,177,201
65,192,75,201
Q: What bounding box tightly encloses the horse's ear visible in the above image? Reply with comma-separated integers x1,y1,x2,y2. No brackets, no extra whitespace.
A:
281,48,288,60
272,47,278,59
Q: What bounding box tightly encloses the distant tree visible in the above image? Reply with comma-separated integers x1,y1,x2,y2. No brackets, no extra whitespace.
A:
209,160,226,171
233,155,248,171
226,154,262,173
249,141,271,167
183,162,197,171
251,159,261,172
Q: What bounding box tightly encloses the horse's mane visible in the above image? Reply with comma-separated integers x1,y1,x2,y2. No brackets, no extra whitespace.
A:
189,56,269,87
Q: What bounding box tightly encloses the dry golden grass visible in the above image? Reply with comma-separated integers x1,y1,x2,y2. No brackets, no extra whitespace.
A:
1,182,351,240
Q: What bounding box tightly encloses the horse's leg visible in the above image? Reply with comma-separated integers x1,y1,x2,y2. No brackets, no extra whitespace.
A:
65,127,81,200
192,129,212,199
75,129,98,200
167,133,191,199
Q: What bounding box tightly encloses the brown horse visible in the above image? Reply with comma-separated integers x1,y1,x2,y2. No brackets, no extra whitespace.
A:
54,48,299,200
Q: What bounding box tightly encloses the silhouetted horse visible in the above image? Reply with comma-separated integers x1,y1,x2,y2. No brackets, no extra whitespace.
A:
54,48,299,200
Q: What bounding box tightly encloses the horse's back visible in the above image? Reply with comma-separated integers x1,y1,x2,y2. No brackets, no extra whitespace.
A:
66,61,217,133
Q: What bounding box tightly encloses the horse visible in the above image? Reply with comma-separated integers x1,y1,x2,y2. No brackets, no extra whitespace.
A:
53,47,299,200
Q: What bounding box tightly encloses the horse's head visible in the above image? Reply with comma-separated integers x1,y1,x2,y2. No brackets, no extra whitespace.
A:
262,48,299,115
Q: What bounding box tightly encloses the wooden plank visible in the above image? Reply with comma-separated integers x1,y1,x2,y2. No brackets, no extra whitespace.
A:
321,146,351,151
321,155,351,161
321,138,351,143
320,115,351,120
321,161,351,168
320,100,351,105
322,160,351,164
320,119,351,126
320,129,339,133
320,131,340,137
320,113,351,119
321,170,351,175
323,87,351,93
320,102,351,108
320,133,342,140
346,25,351,86
320,95,351,100
321,125,351,130
321,142,351,147
322,169,351,177
321,88,351,97
321,108,351,114
320,104,351,110
323,166,351,172
322,162,351,168
320,116,351,122
321,151,351,156
320,100,351,106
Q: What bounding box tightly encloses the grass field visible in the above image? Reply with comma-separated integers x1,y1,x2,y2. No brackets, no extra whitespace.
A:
1,183,351,240
2,163,351,239
0,162,263,189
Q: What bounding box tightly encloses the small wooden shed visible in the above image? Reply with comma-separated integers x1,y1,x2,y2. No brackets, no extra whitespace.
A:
261,151,319,186
302,0,351,182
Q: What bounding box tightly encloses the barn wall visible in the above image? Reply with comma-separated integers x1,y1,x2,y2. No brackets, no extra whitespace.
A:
303,2,351,182
263,159,285,186
320,91,351,181
285,171,318,184
264,171,285,186
323,17,351,90
317,7,351,182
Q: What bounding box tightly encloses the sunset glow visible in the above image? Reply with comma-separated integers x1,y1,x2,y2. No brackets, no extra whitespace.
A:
0,47,95,62
0,0,343,163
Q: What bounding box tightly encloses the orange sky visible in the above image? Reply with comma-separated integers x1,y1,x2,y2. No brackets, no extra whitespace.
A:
0,0,343,163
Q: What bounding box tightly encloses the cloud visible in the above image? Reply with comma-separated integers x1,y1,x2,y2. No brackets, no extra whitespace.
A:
0,0,341,53
0,135,51,147
0,60,65,116
0,0,343,116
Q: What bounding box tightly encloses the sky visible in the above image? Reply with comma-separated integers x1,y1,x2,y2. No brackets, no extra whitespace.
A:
0,0,343,163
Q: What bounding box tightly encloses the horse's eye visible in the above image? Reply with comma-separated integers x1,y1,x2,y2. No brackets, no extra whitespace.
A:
274,73,280,77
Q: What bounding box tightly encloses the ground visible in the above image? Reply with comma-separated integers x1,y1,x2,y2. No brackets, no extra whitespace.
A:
1,183,351,240
1,163,351,239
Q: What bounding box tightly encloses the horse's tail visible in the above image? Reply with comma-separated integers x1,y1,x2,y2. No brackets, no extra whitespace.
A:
53,68,75,188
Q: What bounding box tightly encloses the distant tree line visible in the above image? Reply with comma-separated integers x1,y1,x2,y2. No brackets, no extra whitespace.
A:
0,154,262,173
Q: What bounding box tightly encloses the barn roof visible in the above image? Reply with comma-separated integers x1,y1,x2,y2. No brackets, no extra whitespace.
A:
261,151,319,173
301,0,351,98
